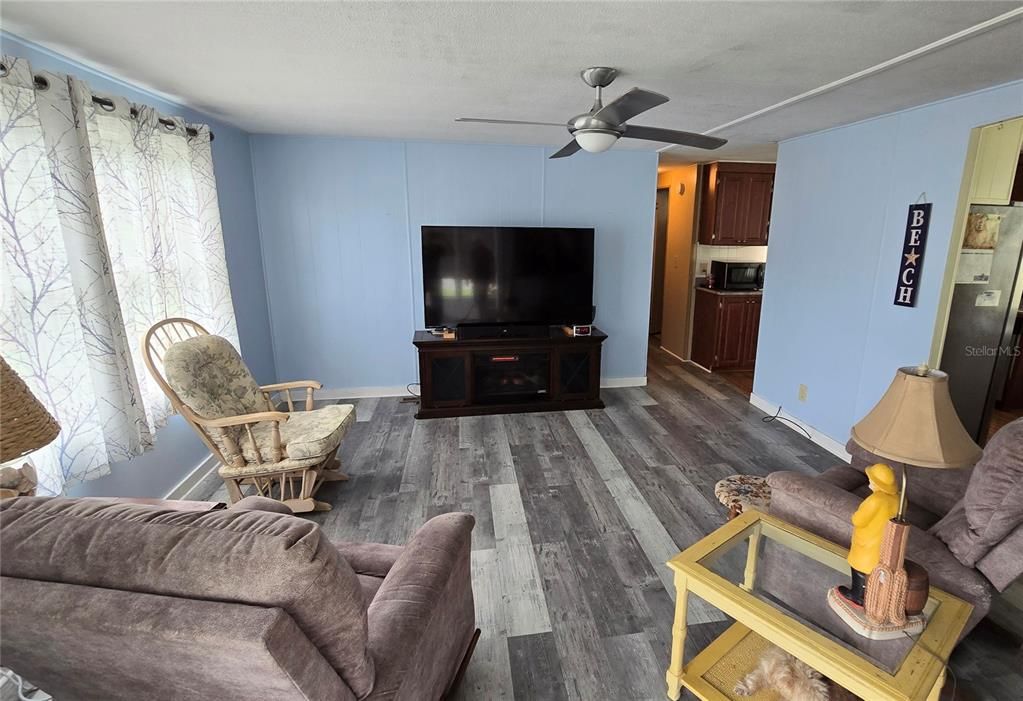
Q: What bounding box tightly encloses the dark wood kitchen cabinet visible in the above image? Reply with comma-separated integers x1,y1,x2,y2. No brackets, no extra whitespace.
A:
698,162,776,246
691,289,761,371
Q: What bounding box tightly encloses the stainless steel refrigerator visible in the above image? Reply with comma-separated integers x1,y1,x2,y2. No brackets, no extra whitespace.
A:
941,203,1023,441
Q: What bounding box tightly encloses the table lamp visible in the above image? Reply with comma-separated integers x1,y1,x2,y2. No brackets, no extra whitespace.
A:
0,356,61,498
851,364,982,519
845,364,981,630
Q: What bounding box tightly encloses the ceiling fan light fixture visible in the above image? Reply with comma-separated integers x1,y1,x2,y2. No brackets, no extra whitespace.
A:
573,128,619,153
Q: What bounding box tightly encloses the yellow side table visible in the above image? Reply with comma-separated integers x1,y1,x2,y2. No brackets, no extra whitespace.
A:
665,510,971,701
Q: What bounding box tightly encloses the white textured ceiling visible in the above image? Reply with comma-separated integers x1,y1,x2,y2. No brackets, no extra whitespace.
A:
2,2,1022,164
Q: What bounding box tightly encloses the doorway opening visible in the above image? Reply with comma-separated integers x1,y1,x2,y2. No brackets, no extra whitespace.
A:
936,116,1023,445
649,187,670,339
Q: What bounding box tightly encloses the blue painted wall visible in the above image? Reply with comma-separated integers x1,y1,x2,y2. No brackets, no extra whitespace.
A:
250,136,658,389
1,33,277,497
755,80,1023,445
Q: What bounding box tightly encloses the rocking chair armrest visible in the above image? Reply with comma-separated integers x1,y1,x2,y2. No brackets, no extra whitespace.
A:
260,381,323,412
192,411,290,429
260,380,323,392
193,411,289,465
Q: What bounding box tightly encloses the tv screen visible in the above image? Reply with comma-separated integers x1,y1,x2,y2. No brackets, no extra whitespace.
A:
422,226,594,328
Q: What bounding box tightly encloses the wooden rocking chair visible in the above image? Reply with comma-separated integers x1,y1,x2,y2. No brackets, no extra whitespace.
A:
142,318,355,513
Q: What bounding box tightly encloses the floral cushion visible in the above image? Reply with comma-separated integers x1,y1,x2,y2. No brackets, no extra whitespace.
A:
240,404,355,463
163,335,265,419
714,474,772,513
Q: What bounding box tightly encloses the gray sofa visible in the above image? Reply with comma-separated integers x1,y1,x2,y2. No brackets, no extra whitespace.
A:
767,417,1023,637
0,496,477,701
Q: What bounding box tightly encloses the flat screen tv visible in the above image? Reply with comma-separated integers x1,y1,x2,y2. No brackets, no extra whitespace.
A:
422,226,594,328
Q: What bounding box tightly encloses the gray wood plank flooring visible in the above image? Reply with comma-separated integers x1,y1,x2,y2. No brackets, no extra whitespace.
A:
205,344,1021,700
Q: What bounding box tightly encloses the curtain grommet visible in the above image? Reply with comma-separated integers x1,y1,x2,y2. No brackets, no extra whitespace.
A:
33,75,50,92
0,63,8,78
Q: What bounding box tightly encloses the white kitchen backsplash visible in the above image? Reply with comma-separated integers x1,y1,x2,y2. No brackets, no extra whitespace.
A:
694,244,768,276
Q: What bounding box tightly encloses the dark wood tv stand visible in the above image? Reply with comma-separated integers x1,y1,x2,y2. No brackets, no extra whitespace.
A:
413,327,606,419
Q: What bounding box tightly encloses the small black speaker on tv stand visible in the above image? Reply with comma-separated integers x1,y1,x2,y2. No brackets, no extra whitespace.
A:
457,324,550,340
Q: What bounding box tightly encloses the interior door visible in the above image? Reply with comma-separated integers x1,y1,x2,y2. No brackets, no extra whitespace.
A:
745,174,774,245
649,188,670,335
714,173,748,245
970,120,1023,205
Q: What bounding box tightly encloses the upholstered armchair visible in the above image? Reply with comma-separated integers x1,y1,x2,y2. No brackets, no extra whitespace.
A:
1,496,479,700
143,318,355,513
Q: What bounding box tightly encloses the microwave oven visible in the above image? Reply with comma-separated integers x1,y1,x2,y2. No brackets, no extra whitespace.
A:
710,260,765,290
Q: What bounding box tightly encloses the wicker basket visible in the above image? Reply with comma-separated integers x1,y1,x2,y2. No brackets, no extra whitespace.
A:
0,356,61,463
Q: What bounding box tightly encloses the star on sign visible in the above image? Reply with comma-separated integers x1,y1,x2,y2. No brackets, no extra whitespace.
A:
904,249,920,266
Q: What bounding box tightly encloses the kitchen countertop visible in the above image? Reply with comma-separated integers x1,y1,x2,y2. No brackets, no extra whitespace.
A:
695,287,763,296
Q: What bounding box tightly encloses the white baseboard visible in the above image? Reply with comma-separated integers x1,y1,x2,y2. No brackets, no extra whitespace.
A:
687,360,712,373
317,386,410,400
749,392,851,461
601,376,647,388
165,453,219,500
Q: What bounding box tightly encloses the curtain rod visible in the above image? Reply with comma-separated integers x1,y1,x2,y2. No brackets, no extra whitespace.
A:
90,95,214,142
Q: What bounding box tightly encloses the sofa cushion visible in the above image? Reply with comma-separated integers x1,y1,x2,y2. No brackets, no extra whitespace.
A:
241,404,355,462
963,418,1023,540
0,497,376,698
932,418,1023,567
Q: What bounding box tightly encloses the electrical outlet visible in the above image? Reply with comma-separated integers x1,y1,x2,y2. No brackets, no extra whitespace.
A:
798,384,808,402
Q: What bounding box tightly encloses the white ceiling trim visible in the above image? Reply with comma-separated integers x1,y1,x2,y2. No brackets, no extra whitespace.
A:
658,5,1023,154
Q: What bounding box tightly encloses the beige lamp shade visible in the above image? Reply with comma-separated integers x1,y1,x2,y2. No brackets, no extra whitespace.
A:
851,365,982,469
0,356,61,463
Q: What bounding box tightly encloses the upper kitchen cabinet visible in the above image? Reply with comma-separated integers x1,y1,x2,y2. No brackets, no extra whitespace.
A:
698,162,776,245
969,119,1023,205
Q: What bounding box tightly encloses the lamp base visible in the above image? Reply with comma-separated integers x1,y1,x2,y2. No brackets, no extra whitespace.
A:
828,587,924,639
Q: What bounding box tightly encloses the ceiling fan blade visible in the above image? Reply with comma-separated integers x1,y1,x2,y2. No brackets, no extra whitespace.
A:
623,125,727,150
593,88,669,125
549,140,581,159
456,118,567,127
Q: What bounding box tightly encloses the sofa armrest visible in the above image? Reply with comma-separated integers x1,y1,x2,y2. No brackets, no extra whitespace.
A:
767,471,862,548
818,465,869,492
366,513,476,700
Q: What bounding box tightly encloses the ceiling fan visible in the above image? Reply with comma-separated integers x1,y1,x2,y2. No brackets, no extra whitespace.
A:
457,67,726,158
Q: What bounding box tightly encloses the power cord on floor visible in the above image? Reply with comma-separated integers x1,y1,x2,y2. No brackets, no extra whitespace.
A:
902,630,958,700
761,405,813,441
401,382,421,403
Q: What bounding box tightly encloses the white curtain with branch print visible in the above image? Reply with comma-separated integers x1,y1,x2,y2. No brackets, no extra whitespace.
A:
0,56,238,494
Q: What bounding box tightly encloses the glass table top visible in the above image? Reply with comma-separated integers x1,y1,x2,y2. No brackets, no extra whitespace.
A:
688,515,943,676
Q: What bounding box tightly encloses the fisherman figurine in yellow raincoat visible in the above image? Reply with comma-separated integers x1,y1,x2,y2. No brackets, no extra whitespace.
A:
838,463,900,607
